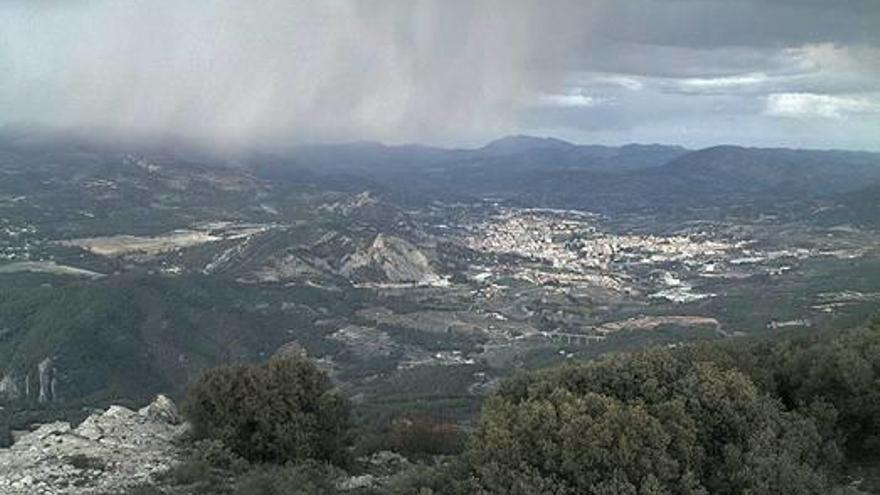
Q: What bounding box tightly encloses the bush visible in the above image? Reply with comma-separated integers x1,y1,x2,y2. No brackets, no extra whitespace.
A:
387,416,466,457
164,457,214,487
183,354,350,465
681,319,880,457
385,460,474,495
469,349,836,494
115,485,166,495
233,461,342,495
776,323,880,456
462,321,880,494
186,439,251,474
64,453,106,471
0,410,11,448
149,440,248,494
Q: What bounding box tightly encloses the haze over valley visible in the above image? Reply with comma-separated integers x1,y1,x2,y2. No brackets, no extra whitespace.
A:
1,1,880,493
1,133,879,409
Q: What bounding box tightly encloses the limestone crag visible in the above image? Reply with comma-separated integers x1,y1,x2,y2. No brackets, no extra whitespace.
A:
37,357,56,403
0,396,186,494
137,394,181,425
0,374,19,401
341,233,446,286
0,356,60,404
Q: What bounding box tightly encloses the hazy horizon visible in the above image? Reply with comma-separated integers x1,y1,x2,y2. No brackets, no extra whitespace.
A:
6,123,880,156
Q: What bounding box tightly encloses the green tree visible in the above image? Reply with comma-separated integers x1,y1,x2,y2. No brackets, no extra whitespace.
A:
468,349,833,495
183,353,350,465
232,461,342,495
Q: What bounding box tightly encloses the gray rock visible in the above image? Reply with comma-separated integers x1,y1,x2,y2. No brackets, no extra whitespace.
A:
138,394,181,425
0,373,20,402
273,340,308,359
37,357,56,403
0,396,187,494
338,474,376,491
341,233,445,286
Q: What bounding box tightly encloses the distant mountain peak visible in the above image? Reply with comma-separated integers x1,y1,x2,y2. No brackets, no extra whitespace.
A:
481,135,576,154
619,143,688,153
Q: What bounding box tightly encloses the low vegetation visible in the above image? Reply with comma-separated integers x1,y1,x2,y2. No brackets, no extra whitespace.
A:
0,409,11,449
231,461,344,495
472,352,834,493
116,317,880,494
183,352,351,466
464,318,880,494
63,453,107,471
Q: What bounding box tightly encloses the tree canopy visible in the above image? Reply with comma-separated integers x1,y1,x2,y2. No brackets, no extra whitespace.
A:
466,319,880,494
182,353,350,465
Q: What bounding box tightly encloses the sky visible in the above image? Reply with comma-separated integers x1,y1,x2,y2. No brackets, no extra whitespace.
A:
1,0,878,151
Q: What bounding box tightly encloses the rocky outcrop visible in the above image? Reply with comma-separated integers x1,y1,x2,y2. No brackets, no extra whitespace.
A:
329,325,395,359
273,340,308,359
252,252,325,283
341,234,446,286
0,374,19,402
0,396,186,494
1,357,59,404
338,450,413,492
319,191,379,216
37,357,56,403
137,394,181,425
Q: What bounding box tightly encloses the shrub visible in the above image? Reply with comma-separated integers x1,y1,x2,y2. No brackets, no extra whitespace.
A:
0,411,11,448
385,460,474,495
469,350,835,494
151,440,248,494
232,461,342,495
64,453,106,471
183,353,350,465
387,416,466,457
116,485,166,495
186,439,251,474
164,457,214,487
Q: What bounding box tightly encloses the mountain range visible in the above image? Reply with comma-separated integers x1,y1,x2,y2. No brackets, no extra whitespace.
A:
1,130,879,425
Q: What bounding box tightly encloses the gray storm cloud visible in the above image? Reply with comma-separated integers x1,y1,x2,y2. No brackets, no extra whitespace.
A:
1,0,878,150
1,0,568,147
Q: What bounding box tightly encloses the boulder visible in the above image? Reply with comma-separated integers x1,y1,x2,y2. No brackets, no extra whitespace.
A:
138,394,181,425
0,396,186,494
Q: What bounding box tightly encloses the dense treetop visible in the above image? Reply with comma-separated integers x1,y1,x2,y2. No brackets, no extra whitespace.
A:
465,319,880,494
183,353,350,466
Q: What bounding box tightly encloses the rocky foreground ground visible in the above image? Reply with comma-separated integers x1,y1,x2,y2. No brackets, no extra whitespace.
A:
0,396,185,495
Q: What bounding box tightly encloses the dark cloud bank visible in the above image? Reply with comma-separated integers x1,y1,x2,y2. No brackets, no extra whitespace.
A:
1,0,878,151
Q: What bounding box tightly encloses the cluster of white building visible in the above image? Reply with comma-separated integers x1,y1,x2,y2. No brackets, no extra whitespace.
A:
465,209,741,282
0,221,37,261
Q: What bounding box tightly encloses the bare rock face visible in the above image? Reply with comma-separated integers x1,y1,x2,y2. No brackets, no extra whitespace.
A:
252,252,325,282
341,234,446,286
37,357,57,403
1,356,59,404
274,340,308,359
0,396,187,494
0,373,20,402
337,451,413,492
137,394,181,425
